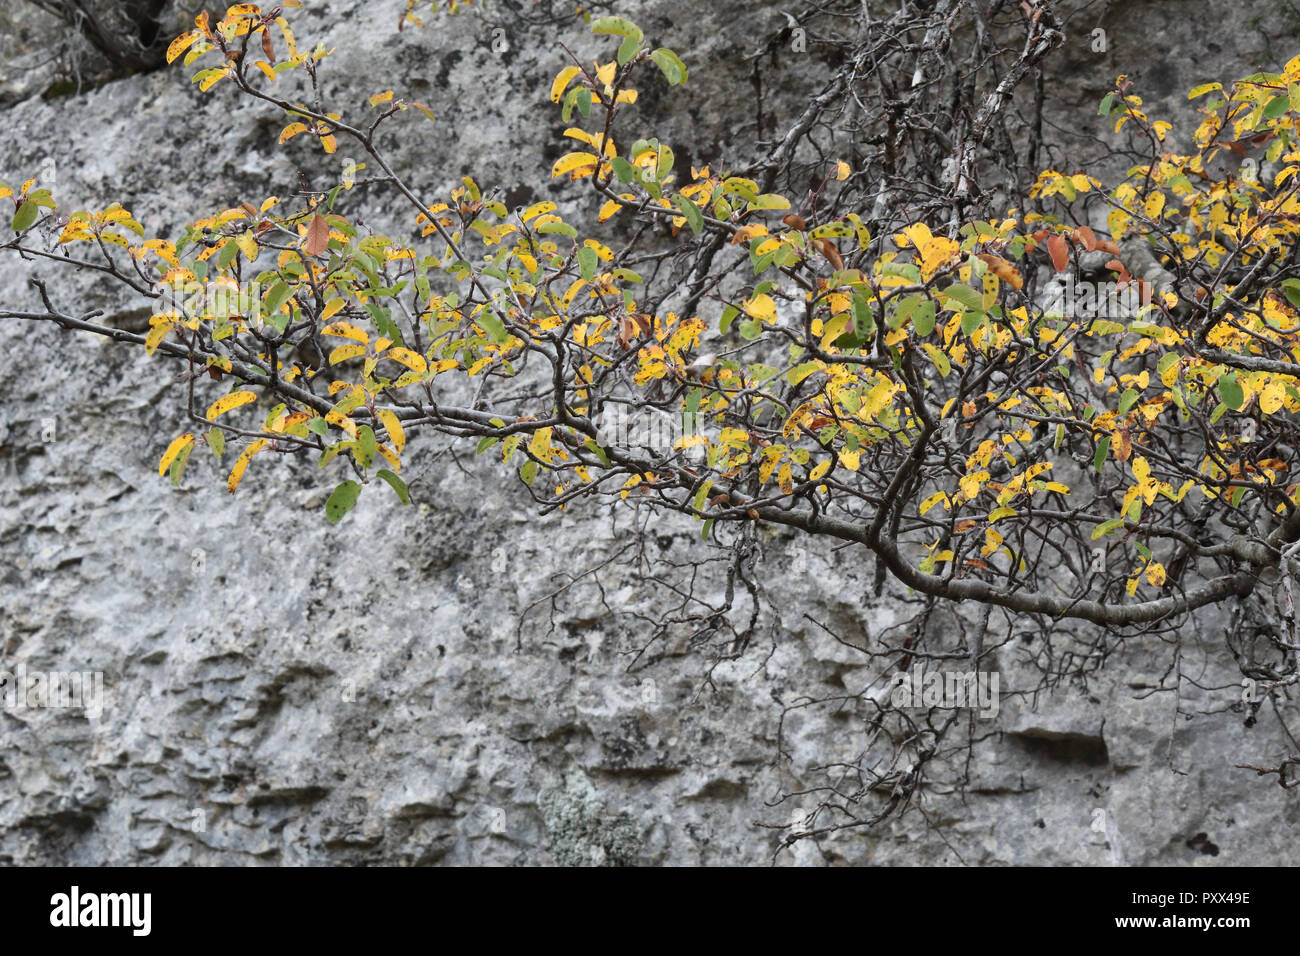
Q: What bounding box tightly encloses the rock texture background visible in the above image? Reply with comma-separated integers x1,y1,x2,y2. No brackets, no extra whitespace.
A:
1,0,1298,864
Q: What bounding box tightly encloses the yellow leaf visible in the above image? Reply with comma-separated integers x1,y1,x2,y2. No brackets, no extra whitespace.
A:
199,68,228,92
276,16,298,58
376,409,405,453
325,410,358,438
960,469,989,500
206,390,258,420
1145,562,1166,586
385,347,427,373
809,459,831,481
1261,381,1286,415
551,152,600,178
166,31,200,63
838,448,860,471
158,433,195,476
528,426,555,463
322,322,369,344
279,122,309,143
227,439,268,494
598,199,623,222
145,321,174,355
744,293,776,323
236,232,259,261
516,202,553,223
897,222,933,250
1132,456,1150,483
551,65,582,103
329,344,366,365
320,298,345,321
920,491,950,515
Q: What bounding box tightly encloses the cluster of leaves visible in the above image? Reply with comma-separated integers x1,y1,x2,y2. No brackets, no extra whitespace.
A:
5,3,1300,629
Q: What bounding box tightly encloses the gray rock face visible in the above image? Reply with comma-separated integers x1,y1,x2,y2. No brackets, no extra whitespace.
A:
2,0,1298,865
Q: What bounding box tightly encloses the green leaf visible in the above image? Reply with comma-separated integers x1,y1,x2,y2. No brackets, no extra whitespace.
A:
720,304,739,334
921,343,950,378
616,34,640,66
1218,371,1244,410
611,157,637,183
537,220,577,239
1093,435,1110,472
216,238,239,271
650,48,688,85
591,16,643,40
577,246,598,280
1118,388,1139,415
960,311,985,336
673,194,703,234
1262,94,1291,121
851,295,876,339
479,310,507,344
207,426,226,458
169,442,194,487
786,362,820,386
262,280,292,322
941,283,984,313
520,459,538,485
584,438,610,467
1282,279,1300,311
913,299,937,337
12,200,38,232
376,469,409,504
354,425,377,468
1091,518,1124,540
692,480,713,513
325,480,361,523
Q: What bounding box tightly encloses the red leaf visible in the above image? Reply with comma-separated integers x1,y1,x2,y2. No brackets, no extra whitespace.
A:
261,28,275,63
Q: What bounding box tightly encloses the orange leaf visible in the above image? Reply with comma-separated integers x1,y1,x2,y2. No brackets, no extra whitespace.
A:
975,253,1023,290
1046,234,1069,274
812,238,844,272
302,214,330,257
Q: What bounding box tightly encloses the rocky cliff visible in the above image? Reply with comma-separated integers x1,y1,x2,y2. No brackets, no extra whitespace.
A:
1,0,1297,864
